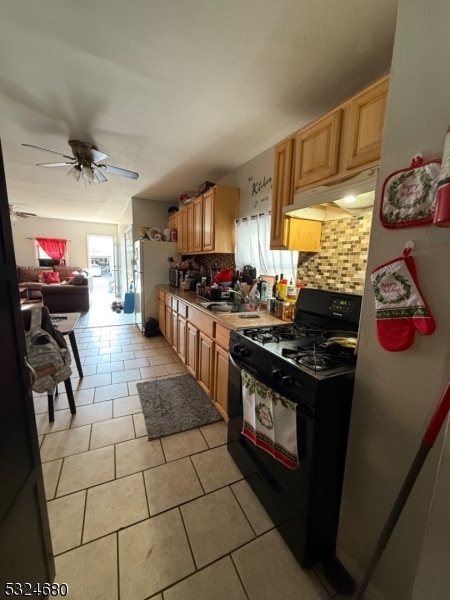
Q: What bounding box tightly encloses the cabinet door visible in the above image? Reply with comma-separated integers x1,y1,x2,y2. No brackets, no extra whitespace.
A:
345,77,388,170
193,196,203,252
198,331,213,397
186,322,198,377
213,344,229,418
202,188,214,252
179,207,188,254
165,305,173,345
158,298,166,338
171,309,178,352
270,138,294,249
294,109,342,189
177,315,187,364
187,203,194,254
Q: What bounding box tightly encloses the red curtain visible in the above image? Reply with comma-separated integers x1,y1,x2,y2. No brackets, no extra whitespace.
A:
36,238,67,263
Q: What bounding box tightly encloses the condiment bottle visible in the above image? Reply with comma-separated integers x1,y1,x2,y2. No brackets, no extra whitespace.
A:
278,278,288,299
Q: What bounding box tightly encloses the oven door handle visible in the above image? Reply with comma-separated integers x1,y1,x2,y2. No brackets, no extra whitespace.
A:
229,353,241,370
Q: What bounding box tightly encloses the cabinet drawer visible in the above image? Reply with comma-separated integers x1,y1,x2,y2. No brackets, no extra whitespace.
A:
188,305,214,337
171,296,178,311
178,301,188,318
164,293,172,307
215,323,230,349
158,289,165,301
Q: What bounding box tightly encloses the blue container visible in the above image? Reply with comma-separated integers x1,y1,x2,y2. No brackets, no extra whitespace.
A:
123,292,135,314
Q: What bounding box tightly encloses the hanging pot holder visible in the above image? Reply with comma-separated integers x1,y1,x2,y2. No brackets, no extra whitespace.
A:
380,156,441,228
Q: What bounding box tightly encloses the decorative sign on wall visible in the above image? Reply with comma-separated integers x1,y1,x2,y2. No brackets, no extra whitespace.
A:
248,175,272,210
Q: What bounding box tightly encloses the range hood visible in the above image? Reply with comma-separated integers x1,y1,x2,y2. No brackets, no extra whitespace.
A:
283,168,379,221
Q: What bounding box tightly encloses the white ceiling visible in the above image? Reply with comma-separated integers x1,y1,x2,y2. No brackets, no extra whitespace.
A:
0,0,399,224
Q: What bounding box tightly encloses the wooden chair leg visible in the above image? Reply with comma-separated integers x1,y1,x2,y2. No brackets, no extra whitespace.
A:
47,385,58,422
64,378,76,415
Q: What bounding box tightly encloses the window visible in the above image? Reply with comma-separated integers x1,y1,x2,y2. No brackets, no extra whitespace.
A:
234,213,298,284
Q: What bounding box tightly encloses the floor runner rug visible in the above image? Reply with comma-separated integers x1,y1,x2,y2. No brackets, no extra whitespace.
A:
136,374,222,440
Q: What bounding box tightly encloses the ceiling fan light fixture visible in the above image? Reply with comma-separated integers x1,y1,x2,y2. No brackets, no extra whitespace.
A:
81,164,95,183
67,165,82,181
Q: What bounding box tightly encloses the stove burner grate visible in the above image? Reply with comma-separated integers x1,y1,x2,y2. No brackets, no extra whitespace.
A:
281,343,355,372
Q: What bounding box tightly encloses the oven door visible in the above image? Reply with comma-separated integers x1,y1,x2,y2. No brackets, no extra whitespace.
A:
227,352,313,508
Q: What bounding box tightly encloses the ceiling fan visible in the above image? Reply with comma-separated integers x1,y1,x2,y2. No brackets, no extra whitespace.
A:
9,204,37,220
22,140,139,184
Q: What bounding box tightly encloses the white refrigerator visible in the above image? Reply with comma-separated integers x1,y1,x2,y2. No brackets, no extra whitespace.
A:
133,240,178,332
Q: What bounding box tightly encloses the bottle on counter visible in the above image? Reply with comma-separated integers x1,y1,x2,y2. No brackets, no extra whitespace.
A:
281,300,295,322
278,278,288,300
272,275,279,298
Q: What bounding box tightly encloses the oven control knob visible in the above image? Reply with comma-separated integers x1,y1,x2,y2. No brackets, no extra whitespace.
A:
281,374,293,386
272,368,283,380
233,344,252,358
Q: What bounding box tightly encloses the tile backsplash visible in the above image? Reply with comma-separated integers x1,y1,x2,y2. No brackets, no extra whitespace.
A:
296,213,372,295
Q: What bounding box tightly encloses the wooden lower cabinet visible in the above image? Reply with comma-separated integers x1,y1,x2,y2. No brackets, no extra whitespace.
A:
177,315,187,363
160,291,231,418
157,298,166,337
213,344,229,418
185,321,198,377
198,331,214,397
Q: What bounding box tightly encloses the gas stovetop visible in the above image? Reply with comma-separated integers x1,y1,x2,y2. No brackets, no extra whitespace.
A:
230,288,362,378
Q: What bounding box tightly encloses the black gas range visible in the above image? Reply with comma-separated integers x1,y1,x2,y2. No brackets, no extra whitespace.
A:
227,288,362,593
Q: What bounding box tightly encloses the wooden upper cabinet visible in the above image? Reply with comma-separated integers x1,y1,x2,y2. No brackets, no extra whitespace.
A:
344,76,389,170
177,185,239,255
202,188,214,252
193,196,203,253
293,75,389,193
271,137,322,251
270,137,294,249
294,109,342,189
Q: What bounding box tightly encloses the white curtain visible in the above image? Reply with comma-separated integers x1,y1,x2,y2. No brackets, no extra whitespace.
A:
235,213,298,284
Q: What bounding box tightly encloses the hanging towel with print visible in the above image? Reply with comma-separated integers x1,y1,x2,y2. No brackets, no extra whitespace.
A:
241,369,299,469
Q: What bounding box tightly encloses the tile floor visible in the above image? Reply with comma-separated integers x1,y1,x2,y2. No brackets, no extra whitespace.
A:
35,323,342,600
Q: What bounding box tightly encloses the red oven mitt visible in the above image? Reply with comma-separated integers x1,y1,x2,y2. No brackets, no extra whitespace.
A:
370,246,436,351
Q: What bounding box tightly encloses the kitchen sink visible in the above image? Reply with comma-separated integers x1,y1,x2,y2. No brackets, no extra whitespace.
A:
198,301,262,315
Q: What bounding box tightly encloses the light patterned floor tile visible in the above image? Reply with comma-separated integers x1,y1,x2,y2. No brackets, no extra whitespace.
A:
200,420,228,448
143,457,204,515
160,429,208,462
93,382,129,402
83,473,149,542
139,365,170,378
90,415,135,449
112,368,142,384
115,436,165,478
54,534,118,600
113,394,143,417
40,425,91,462
69,400,113,427
230,479,274,536
42,459,63,500
163,557,247,600
180,487,255,569
133,412,148,438
57,445,115,496
232,529,326,600
191,445,244,492
47,490,86,554
119,509,195,600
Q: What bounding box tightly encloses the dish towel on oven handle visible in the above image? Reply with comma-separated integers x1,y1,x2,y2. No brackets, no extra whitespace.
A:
241,369,300,469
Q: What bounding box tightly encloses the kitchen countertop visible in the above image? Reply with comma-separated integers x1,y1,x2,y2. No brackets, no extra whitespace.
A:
157,284,285,330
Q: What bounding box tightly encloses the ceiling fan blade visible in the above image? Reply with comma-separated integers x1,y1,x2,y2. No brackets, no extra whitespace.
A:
36,162,75,167
92,166,108,183
68,140,108,163
22,143,75,161
100,164,139,179
16,211,37,218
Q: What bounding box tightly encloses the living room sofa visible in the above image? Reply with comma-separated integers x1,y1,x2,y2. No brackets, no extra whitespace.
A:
17,266,93,313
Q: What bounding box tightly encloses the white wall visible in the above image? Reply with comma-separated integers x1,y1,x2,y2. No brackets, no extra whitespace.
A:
338,2,450,599
11,217,119,267
218,148,273,218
